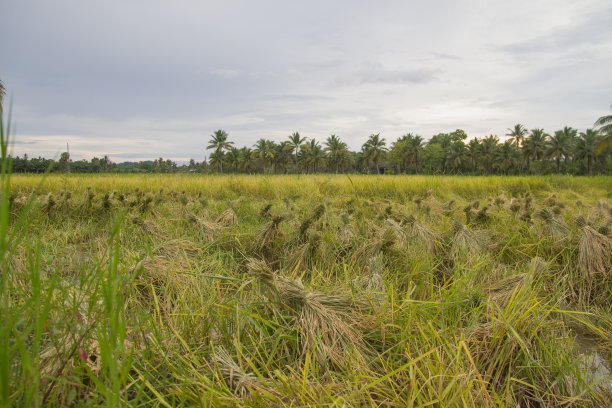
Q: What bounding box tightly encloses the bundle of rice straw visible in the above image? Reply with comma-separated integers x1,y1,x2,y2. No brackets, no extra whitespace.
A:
213,347,266,396
247,259,373,368
215,208,238,227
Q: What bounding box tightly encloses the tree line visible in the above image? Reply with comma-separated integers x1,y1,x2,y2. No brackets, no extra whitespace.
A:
4,122,611,175
204,123,610,175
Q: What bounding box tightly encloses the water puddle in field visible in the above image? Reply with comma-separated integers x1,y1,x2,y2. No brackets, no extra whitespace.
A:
572,331,612,392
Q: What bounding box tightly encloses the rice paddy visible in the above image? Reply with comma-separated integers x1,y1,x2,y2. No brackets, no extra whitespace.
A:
2,173,612,407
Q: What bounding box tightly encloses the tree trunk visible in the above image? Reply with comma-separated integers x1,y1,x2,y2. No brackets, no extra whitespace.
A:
588,157,592,175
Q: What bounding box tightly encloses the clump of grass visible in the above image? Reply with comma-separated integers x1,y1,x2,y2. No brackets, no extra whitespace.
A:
215,208,238,227
594,199,612,219
534,207,569,237
259,203,273,218
573,215,611,302
474,205,490,224
352,225,396,267
463,204,475,224
509,198,521,214
543,193,560,207
254,214,285,252
187,212,224,242
102,192,111,211
451,220,488,259
44,192,55,213
494,190,507,207
413,196,422,209
247,258,374,368
353,253,385,291
179,190,188,206
213,347,266,397
403,214,442,253
139,194,153,214
287,230,322,270
298,204,325,240
153,188,164,205
85,186,94,209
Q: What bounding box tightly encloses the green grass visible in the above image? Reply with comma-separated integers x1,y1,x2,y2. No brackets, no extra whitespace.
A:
2,170,612,406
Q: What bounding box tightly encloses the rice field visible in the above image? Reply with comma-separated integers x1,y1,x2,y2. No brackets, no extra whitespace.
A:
2,173,612,407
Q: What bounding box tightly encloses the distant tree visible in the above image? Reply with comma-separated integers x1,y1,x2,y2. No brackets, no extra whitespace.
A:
445,141,468,173
506,124,528,147
422,143,444,173
207,129,234,173
301,139,325,173
225,147,241,172
324,134,349,173
188,158,197,171
449,129,468,142
467,138,481,172
594,107,612,155
526,128,548,161
59,151,71,173
273,141,294,173
239,147,255,173
547,127,574,172
288,132,306,168
575,129,600,175
252,139,276,172
208,150,224,173
362,133,387,174
406,134,424,173
478,135,499,174
429,133,452,172
494,141,520,174
389,137,409,173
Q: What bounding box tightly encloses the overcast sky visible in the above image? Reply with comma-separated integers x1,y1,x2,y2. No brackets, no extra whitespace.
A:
1,0,611,162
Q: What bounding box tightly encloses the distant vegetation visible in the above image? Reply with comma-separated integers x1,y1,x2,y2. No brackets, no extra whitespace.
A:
6,124,612,175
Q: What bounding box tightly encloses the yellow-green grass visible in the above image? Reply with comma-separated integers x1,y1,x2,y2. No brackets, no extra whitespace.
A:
11,173,612,199
3,174,612,407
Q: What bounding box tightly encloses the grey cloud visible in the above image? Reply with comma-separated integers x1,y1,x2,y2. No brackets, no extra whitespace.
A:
428,52,462,61
496,7,612,55
338,64,441,86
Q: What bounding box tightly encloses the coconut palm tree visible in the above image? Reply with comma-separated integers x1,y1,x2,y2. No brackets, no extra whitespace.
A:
547,128,573,173
479,135,499,174
467,138,481,172
324,134,349,173
406,134,424,173
445,141,468,173
288,132,306,168
301,139,324,173
506,124,528,147
494,141,520,174
273,141,294,173
362,133,387,174
239,147,255,173
225,147,241,172
207,129,234,173
523,129,548,170
594,107,612,155
575,129,599,175
252,139,276,173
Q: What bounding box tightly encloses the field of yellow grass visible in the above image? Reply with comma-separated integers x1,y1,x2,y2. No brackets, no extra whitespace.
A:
3,173,611,406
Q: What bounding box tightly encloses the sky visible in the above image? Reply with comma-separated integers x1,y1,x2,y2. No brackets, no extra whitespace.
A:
1,0,611,162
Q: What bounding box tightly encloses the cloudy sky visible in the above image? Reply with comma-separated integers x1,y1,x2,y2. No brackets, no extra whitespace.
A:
1,0,611,162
